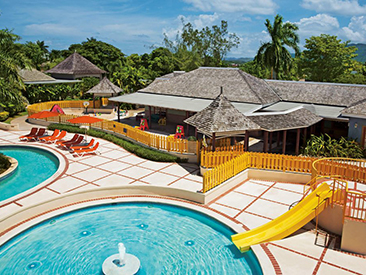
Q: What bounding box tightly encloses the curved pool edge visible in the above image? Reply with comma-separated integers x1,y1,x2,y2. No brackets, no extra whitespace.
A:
0,144,68,207
0,193,277,275
0,157,18,181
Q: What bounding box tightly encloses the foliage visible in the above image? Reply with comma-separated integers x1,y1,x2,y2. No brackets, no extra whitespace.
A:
302,134,365,159
164,20,239,70
48,124,187,163
0,153,11,174
187,136,197,141
0,111,10,122
255,14,300,79
300,34,358,82
20,40,49,70
111,66,149,94
240,61,270,79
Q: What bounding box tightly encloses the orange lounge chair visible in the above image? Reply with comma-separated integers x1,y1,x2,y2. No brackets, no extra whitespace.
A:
72,142,100,157
56,134,79,146
19,128,38,140
24,128,47,141
39,129,60,142
70,139,95,151
61,135,84,149
47,130,67,144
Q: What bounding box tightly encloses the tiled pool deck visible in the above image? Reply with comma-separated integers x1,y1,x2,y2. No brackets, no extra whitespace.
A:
0,129,365,274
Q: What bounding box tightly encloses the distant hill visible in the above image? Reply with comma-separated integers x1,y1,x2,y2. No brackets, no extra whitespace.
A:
224,57,253,64
349,43,366,63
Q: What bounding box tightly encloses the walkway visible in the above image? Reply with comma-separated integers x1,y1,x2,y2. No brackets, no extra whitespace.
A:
0,129,365,274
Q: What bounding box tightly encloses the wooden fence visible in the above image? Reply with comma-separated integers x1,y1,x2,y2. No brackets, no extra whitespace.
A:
27,101,195,154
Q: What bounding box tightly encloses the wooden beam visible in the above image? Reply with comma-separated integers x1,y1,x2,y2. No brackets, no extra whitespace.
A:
269,132,273,152
303,127,307,147
282,130,287,154
117,104,120,122
277,131,280,147
186,111,189,136
212,133,216,152
295,128,301,155
244,130,249,151
263,131,268,153
195,128,198,139
148,106,152,129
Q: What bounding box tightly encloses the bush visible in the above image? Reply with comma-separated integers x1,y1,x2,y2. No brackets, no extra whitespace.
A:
187,136,197,141
0,153,11,174
48,123,187,163
302,134,365,159
0,111,10,122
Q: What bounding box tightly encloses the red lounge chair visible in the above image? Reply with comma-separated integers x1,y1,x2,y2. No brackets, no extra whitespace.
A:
70,139,95,151
39,129,60,142
24,128,46,141
61,135,84,149
19,128,38,140
47,130,67,144
72,142,100,157
56,134,79,146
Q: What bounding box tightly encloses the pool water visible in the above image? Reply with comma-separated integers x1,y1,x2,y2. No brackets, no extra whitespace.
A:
0,203,263,274
0,146,59,202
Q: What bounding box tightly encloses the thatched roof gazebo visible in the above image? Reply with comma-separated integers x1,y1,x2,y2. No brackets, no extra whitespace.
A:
46,52,106,80
86,76,122,108
184,88,260,150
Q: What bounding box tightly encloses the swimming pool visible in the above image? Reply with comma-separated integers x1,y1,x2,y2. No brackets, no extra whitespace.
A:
0,202,263,274
0,146,59,202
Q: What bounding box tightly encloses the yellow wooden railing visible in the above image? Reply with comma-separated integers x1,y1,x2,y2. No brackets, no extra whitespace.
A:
27,101,195,154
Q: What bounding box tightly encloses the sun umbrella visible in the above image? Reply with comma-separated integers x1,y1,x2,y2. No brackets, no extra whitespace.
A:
29,111,60,119
67,115,103,140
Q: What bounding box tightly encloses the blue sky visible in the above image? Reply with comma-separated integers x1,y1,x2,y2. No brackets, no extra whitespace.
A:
1,0,366,57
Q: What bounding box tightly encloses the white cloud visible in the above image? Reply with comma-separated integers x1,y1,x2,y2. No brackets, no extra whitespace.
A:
24,24,82,37
301,0,366,16
342,16,366,43
296,14,340,39
182,0,277,15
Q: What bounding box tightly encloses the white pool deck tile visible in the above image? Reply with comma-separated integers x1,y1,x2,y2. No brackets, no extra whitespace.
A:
1,129,365,275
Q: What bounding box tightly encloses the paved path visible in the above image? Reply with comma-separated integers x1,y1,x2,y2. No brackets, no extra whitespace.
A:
0,129,365,275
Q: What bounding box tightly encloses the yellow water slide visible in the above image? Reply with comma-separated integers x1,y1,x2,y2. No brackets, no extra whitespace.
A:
232,182,335,252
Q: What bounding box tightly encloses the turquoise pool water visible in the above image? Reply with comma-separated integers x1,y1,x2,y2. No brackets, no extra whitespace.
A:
0,203,263,274
0,146,59,202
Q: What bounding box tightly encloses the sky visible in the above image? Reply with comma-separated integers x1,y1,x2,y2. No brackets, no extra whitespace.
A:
0,0,366,58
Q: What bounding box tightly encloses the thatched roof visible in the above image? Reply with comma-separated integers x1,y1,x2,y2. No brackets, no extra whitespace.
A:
45,52,106,75
184,90,260,136
267,80,366,107
141,67,280,105
19,68,56,82
248,107,323,132
86,77,122,96
341,98,366,117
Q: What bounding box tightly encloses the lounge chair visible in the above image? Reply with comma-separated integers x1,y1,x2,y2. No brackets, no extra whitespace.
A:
39,129,60,142
56,134,79,146
72,142,100,157
70,139,95,151
23,128,47,141
46,130,67,144
19,128,38,140
60,135,84,149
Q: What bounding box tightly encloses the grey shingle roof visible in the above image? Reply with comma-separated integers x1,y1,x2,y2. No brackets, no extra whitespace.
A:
341,98,366,117
86,77,122,95
19,68,56,82
45,52,106,75
184,91,261,136
141,67,280,105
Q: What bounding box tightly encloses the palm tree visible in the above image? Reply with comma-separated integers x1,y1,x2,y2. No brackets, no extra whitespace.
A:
255,14,300,79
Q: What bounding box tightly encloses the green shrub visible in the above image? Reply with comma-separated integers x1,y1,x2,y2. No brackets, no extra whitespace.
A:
0,153,11,174
0,111,10,122
48,123,187,163
187,136,197,141
302,134,365,159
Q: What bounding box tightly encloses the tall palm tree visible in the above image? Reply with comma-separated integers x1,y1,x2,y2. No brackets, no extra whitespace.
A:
255,14,300,79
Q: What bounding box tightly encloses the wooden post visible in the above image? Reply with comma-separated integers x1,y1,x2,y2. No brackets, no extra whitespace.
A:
282,130,287,154
148,106,152,129
195,128,198,139
303,127,307,147
186,111,189,136
277,131,280,147
212,133,216,152
269,132,273,152
244,130,249,151
117,104,120,122
295,128,301,155
93,94,95,109
263,131,268,153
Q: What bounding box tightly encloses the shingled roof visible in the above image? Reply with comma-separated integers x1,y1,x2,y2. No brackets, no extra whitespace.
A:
184,90,260,137
248,107,323,132
19,68,56,82
45,52,106,76
267,80,366,107
86,77,122,96
141,67,280,105
341,98,366,117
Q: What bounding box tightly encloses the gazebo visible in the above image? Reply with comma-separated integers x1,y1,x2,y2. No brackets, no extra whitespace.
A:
86,76,122,109
184,89,261,150
45,52,106,80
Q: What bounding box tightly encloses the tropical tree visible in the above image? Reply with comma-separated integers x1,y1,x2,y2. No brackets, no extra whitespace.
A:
300,34,358,82
255,14,300,79
21,41,48,70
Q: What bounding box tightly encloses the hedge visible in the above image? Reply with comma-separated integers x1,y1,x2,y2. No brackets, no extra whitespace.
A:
0,153,11,174
48,123,187,163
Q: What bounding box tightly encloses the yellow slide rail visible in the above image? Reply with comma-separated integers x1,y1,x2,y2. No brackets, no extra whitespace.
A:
27,101,194,154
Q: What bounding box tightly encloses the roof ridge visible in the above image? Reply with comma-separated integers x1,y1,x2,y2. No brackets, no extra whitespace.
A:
237,70,264,104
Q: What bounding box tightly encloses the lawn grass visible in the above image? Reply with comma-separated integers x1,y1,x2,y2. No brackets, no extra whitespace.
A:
48,123,188,163
3,111,28,124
